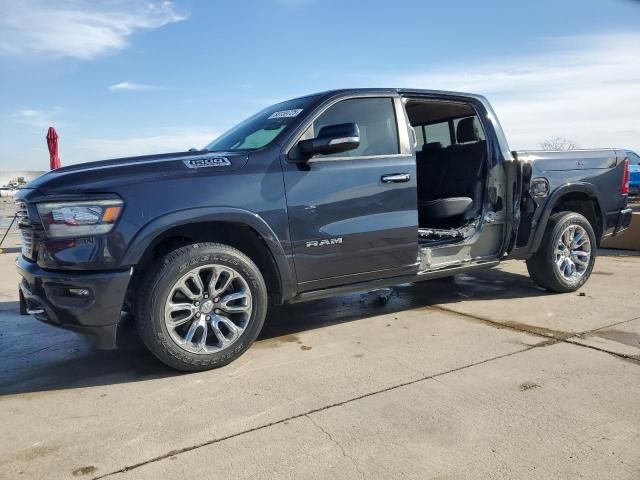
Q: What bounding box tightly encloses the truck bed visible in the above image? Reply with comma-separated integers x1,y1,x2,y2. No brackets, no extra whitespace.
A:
515,149,621,171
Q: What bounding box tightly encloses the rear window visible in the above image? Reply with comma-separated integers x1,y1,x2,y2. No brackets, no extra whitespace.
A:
416,115,486,147
413,126,425,148
424,121,452,147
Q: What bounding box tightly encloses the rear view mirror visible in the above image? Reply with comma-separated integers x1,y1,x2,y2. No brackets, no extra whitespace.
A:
296,123,360,160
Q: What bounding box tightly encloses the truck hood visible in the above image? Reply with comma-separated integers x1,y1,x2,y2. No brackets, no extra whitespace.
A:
26,150,249,195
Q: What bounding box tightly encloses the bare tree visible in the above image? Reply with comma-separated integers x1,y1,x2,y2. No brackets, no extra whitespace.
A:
540,137,580,151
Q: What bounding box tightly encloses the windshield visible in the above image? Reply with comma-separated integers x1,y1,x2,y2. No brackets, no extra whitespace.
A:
205,95,321,152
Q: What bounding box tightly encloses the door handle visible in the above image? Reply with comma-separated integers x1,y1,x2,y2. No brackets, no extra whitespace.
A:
381,173,410,183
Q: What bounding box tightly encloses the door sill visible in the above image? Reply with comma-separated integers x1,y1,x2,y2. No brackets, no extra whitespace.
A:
418,221,477,243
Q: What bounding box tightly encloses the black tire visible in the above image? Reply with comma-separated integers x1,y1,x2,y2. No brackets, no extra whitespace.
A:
526,211,597,293
135,242,268,371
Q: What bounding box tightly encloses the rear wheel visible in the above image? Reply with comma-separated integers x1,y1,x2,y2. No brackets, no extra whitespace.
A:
526,211,596,293
136,242,267,371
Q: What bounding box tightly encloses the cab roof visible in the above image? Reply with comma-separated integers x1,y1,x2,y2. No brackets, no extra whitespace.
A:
311,88,488,103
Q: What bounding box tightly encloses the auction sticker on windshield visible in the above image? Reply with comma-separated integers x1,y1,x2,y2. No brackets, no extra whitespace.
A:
268,109,303,119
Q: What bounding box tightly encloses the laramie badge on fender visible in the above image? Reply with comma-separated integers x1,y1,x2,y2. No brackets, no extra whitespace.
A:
306,238,343,248
183,156,232,169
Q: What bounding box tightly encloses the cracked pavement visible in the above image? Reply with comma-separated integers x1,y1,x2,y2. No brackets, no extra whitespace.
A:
0,217,639,479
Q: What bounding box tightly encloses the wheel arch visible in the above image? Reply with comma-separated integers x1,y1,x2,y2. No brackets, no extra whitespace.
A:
121,208,296,305
528,183,605,256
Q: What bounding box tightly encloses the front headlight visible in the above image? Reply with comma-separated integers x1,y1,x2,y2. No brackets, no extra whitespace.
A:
37,199,124,238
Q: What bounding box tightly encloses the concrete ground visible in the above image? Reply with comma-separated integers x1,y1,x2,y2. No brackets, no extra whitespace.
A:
1,198,639,479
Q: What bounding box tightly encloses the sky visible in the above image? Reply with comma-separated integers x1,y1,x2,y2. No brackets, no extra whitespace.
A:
0,0,639,170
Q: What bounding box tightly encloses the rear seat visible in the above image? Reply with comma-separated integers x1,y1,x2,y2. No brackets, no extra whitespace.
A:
417,117,486,224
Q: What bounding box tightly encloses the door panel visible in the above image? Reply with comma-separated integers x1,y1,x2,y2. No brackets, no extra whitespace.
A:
282,155,418,285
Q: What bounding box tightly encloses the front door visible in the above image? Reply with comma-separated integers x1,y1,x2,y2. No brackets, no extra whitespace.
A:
281,96,419,289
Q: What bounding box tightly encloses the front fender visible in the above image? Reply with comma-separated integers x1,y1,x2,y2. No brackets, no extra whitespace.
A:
120,207,296,301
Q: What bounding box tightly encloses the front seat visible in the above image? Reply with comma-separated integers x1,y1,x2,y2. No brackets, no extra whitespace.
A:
419,117,486,222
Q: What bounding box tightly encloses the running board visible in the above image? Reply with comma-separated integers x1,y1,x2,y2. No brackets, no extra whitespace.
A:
287,261,500,304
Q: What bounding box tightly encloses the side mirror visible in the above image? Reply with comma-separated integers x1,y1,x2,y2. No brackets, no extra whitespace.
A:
296,123,360,160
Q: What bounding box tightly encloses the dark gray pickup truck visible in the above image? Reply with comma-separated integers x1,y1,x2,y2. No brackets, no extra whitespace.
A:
15,88,632,370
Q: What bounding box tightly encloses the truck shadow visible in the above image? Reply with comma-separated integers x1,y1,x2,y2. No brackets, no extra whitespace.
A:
260,267,549,340
0,308,179,397
0,267,548,396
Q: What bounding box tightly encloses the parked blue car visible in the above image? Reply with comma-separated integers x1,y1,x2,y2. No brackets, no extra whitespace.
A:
628,150,640,195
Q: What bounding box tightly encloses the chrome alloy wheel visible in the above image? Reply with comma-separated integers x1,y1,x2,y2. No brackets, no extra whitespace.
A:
554,224,591,282
164,264,252,354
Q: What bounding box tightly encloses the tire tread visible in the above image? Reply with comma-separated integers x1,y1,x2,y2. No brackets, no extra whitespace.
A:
135,242,267,371
526,211,596,293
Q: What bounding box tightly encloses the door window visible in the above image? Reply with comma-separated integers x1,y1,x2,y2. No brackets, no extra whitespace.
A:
311,98,399,158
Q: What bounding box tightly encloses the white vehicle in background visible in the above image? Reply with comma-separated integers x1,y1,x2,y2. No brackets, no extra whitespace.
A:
0,185,13,198
1,179,27,197
1,187,22,197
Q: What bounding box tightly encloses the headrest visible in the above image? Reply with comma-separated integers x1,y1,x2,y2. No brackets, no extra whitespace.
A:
456,117,480,143
422,142,443,152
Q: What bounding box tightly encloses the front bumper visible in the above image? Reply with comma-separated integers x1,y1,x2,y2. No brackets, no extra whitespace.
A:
16,256,132,349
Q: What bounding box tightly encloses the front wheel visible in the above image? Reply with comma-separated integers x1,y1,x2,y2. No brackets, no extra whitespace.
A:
135,243,268,371
526,211,597,293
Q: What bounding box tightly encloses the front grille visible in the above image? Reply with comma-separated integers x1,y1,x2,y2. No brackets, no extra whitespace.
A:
15,200,29,223
15,200,34,260
20,229,34,259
